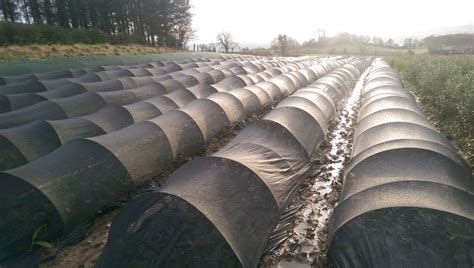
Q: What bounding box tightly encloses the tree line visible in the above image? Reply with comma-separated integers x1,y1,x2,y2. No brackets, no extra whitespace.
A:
0,0,194,48
424,34,474,54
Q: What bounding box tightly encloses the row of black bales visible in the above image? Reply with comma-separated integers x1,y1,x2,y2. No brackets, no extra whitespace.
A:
327,59,473,267
96,59,371,267
0,59,287,170
0,57,348,261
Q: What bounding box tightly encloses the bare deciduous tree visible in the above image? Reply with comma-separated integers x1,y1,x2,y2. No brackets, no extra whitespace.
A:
271,34,299,56
173,23,196,49
216,31,238,53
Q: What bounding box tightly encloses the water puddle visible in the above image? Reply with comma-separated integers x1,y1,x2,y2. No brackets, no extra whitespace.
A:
262,66,372,267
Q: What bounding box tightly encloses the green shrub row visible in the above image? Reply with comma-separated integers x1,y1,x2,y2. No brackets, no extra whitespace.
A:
388,55,474,166
0,22,147,46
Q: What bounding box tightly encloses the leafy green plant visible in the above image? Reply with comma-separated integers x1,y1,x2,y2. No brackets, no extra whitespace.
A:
30,225,52,250
388,55,473,166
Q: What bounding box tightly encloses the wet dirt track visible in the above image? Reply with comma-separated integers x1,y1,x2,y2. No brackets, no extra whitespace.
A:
261,67,371,267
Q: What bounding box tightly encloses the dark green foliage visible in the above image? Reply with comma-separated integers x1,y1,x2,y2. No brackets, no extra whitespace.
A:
0,22,18,44
0,0,194,48
0,22,138,45
37,24,69,43
424,34,474,54
68,28,107,44
108,33,147,45
1,0,17,22
389,55,474,166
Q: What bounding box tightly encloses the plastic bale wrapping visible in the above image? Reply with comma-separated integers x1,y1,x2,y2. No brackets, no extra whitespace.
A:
0,57,342,261
96,60,370,267
327,59,473,267
0,61,289,170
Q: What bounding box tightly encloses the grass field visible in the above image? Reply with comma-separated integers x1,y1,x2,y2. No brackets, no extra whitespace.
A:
0,44,178,62
243,44,429,57
388,55,473,166
294,44,428,56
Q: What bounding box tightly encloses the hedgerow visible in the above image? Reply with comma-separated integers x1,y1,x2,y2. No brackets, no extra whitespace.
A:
389,55,473,166
0,22,146,46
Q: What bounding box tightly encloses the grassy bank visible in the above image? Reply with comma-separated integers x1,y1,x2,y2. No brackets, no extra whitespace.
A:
0,44,178,62
387,55,473,166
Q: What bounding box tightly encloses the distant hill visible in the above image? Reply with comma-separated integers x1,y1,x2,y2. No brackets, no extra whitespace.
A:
423,33,474,55
239,42,271,50
397,24,473,41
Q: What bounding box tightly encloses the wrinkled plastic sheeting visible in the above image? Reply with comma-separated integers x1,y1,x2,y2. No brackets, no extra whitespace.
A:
96,60,370,267
0,55,228,84
327,58,473,267
0,59,275,124
0,59,285,127
0,57,345,261
0,66,112,85
0,61,192,95
0,61,303,170
0,54,264,85
0,56,275,112
0,63,197,112
0,53,270,78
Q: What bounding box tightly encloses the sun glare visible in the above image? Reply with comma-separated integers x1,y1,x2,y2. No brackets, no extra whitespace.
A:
193,0,473,45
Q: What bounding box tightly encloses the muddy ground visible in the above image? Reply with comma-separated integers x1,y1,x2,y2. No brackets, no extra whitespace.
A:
261,68,369,267
38,105,275,268
37,69,370,268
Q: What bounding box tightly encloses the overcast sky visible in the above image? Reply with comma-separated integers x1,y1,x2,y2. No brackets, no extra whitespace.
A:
191,0,473,46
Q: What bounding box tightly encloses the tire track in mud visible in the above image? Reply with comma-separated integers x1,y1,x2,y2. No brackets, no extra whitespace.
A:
261,66,372,268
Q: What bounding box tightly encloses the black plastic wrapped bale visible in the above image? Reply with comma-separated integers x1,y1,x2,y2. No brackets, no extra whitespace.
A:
96,60,370,267
327,59,474,268
0,58,342,261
